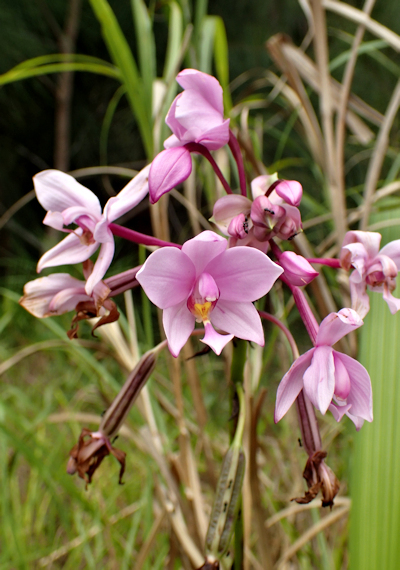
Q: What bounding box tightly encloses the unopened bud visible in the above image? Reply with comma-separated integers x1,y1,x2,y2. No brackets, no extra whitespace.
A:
205,445,245,558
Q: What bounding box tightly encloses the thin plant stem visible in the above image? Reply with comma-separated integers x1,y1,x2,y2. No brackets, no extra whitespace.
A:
185,142,233,194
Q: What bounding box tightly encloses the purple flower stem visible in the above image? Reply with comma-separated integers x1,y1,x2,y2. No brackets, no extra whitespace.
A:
185,142,233,195
296,390,322,455
105,266,142,297
307,258,341,269
228,130,247,197
258,310,299,360
109,223,181,249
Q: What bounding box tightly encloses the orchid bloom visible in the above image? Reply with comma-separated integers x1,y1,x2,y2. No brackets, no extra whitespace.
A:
211,174,303,246
340,230,400,318
19,273,101,318
34,165,150,294
275,308,373,430
136,231,283,356
149,69,230,203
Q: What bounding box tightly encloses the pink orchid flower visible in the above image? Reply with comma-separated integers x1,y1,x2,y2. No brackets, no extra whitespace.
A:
275,308,373,430
136,231,283,356
149,69,230,203
211,175,303,245
340,230,400,318
19,273,110,318
34,165,150,294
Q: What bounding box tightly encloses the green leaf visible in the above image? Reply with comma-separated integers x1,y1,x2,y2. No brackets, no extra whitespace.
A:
88,0,153,157
350,208,400,569
131,0,156,111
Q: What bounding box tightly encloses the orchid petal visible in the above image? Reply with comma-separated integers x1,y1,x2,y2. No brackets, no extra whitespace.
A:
349,278,370,318
211,194,252,235
176,69,224,115
379,239,400,270
201,321,233,355
20,274,87,317
163,300,195,357
181,231,227,276
42,211,65,231
303,345,335,414
274,352,313,422
205,247,283,302
149,147,192,204
251,174,277,200
195,120,230,150
210,300,265,345
34,170,102,215
275,179,303,206
49,287,89,314
85,240,115,295
341,230,381,260
328,401,353,423
278,251,318,286
37,232,99,272
136,247,196,308
103,164,150,222
316,308,363,346
341,242,369,274
335,352,373,423
382,284,400,314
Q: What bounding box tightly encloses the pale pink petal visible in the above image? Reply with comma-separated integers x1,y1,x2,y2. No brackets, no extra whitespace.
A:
332,352,351,399
275,179,303,206
210,300,264,345
345,411,365,431
163,300,195,357
34,170,102,215
205,247,283,302
303,345,335,414
316,308,363,346
173,89,223,135
278,251,318,286
382,284,400,314
49,287,89,314
85,240,115,295
274,352,313,422
149,147,192,204
61,205,101,226
181,231,227,276
335,352,373,423
195,120,230,150
211,194,252,235
340,242,368,273
104,164,150,222
328,401,353,423
20,274,86,317
136,247,196,309
341,230,381,260
93,220,114,244
349,278,370,318
176,69,224,116
201,321,233,355
42,211,65,231
251,174,275,200
379,239,400,270
163,133,182,149
37,232,99,272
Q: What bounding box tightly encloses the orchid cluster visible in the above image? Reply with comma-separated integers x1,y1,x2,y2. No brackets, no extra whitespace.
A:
19,69,400,517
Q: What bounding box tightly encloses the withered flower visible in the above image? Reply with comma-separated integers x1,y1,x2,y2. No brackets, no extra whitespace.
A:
293,391,340,508
67,349,157,485
293,450,340,508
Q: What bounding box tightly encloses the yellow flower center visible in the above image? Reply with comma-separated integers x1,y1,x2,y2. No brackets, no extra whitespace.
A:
193,301,212,322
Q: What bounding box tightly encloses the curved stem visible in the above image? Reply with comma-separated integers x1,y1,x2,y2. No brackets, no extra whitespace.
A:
185,142,233,195
228,130,247,197
258,310,299,360
306,257,341,268
109,223,181,249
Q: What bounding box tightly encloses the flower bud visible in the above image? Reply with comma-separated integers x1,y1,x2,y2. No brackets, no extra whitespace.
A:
278,251,318,286
205,445,245,559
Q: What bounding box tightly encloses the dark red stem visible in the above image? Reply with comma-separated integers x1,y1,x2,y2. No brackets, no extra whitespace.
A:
109,223,181,249
185,142,233,194
228,131,247,197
